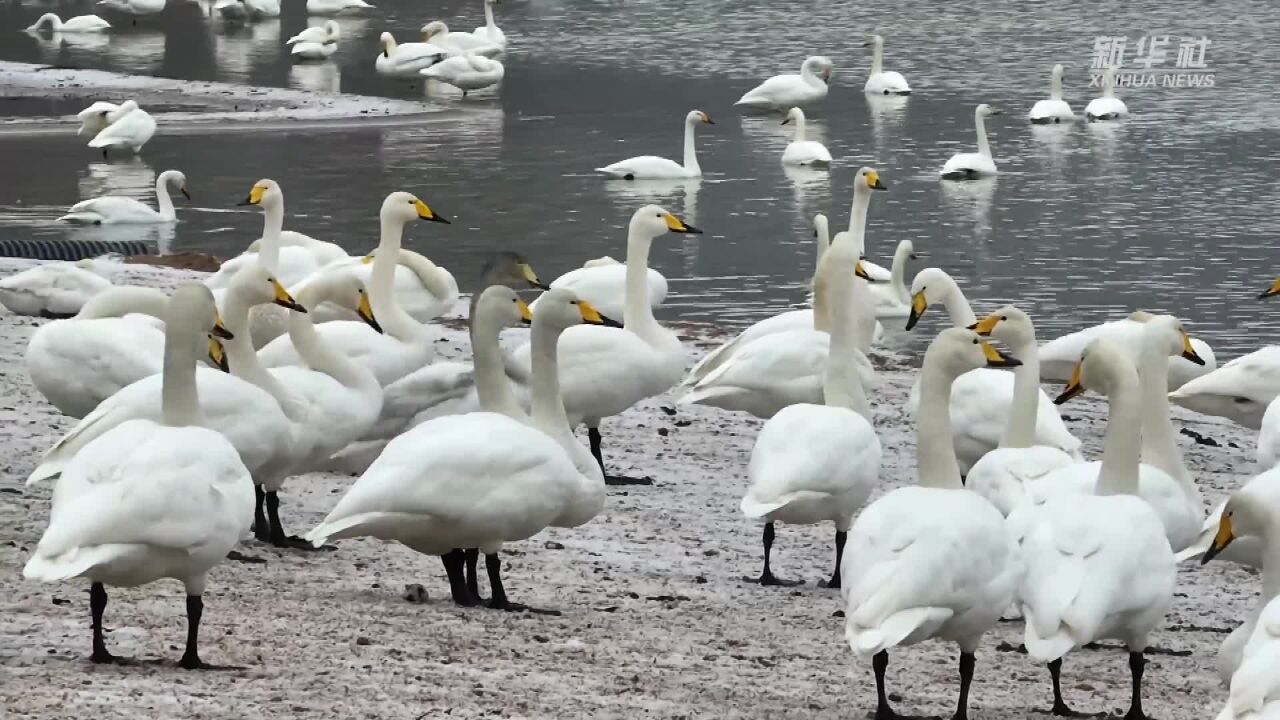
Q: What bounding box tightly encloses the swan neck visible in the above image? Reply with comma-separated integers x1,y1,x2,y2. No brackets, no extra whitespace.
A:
821,268,871,418
155,175,177,221
1103,71,1116,98
290,285,370,390
889,243,909,303
682,118,700,175
1264,536,1280,601
259,201,284,271
372,218,425,340
623,227,660,336
975,111,992,158
791,112,807,142
1050,69,1063,100
529,317,569,434
943,284,978,327
917,364,963,489
471,305,525,419
1095,381,1143,496
847,188,870,256
224,292,294,411
1137,342,1198,504
814,222,830,272
870,42,883,75
1002,336,1041,448
77,287,167,320
483,0,495,27
161,321,201,427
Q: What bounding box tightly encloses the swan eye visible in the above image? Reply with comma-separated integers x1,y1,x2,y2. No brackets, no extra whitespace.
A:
1001,315,1007,321
972,338,979,345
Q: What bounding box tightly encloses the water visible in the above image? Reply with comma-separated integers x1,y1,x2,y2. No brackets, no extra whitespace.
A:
1,0,1278,358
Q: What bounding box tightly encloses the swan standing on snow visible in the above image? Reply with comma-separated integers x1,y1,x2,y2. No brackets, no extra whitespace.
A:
27,13,111,32
596,110,714,180
780,107,831,167
1215,594,1280,720
421,20,502,57
75,101,126,137
307,290,609,611
22,284,252,669
59,168,188,224
1085,65,1129,121
86,100,156,157
307,0,373,15
469,0,505,49
740,237,882,589
1029,63,1075,124
1040,310,1217,391
0,258,114,318
421,51,504,95
940,103,1001,180
736,56,833,111
1010,339,1175,719
288,20,340,59
1169,346,1280,430
842,328,1022,720
374,32,446,77
862,34,910,95
530,255,664,323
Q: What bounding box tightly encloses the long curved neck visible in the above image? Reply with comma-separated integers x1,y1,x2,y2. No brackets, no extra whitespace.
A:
528,318,571,440
1096,379,1143,496
870,42,883,75
396,250,453,301
77,286,168,319
820,262,871,419
1002,334,1041,448
372,216,427,340
1050,69,1063,100
814,221,830,272
1103,71,1116,98
222,291,301,416
917,363,963,489
38,14,60,29
259,201,283,271
483,0,495,29
889,242,910,303
941,283,977,327
161,325,201,427
623,225,662,341
1137,341,1199,506
974,111,992,158
290,286,377,392
847,188,870,255
682,119,700,174
472,307,525,420
155,175,176,221
791,112,807,142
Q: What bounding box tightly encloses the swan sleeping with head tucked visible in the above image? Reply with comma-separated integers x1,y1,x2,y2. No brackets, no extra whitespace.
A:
27,13,111,33
940,103,1001,180
780,107,831,167
1170,345,1280,430
421,20,502,57
59,169,189,224
75,101,127,137
420,51,504,95
1029,64,1075,124
596,110,714,180
0,258,114,319
288,20,340,59
1085,65,1129,121
86,100,155,157
736,56,833,111
862,34,910,95
375,32,448,77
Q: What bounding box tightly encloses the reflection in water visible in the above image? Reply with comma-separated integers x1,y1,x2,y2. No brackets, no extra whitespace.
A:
782,164,830,213
28,31,111,57
600,177,700,218
379,106,505,165
66,222,176,254
1085,121,1125,173
1029,123,1073,177
290,61,341,93
106,31,166,74
76,158,157,201
214,18,280,79
940,177,997,240
865,93,908,151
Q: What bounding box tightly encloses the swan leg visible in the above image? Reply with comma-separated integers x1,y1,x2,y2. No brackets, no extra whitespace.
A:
89,582,116,664
176,595,237,670
442,549,479,607
1123,651,1148,720
1046,658,1098,717
251,485,269,542
484,553,561,615
952,651,975,720
265,491,332,551
822,530,847,588
588,426,653,486
748,522,801,587
464,548,481,601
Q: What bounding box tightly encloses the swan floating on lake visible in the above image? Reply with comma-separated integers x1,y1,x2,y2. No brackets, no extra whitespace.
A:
596,110,713,180
736,56,833,111
1029,64,1075,124
27,13,110,32
862,35,911,95
940,103,1001,180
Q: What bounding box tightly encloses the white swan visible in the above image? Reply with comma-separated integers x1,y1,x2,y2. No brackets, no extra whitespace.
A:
1216,594,1280,720
596,110,713,180
1040,310,1217,391
842,327,1021,720
374,32,446,77
206,180,333,290
75,101,126,137
86,100,156,157
0,258,114,318
741,239,881,589
736,56,833,111
289,20,339,59
421,51,504,94
469,0,505,49
421,20,502,57
867,239,915,319
95,0,164,18
323,248,460,323
679,169,885,418
26,285,169,418
1085,65,1129,121
1008,338,1175,718
1029,63,1075,124
529,256,663,323
965,306,1078,515
903,267,1082,473
940,103,1001,180
22,283,253,669
257,191,450,386
1170,346,1280,430
510,205,699,484
306,0,372,15
59,168,188,224
780,107,831,167
27,13,110,32
862,34,910,95
307,289,608,610
1261,399,1280,472
215,0,280,20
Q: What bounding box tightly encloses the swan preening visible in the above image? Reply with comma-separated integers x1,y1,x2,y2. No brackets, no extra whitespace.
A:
288,20,340,59
596,110,713,179
736,56,833,111
27,13,111,33
0,258,114,318
83,100,156,158
421,51,504,95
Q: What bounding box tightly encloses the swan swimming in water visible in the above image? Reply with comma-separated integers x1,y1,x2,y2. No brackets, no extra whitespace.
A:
862,35,911,95
596,110,713,180
1085,65,1129,121
1029,64,1075,124
736,56,833,111
940,103,1001,180
59,169,189,225
27,13,111,32
780,107,832,167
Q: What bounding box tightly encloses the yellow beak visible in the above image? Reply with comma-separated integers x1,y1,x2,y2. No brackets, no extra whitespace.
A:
1202,512,1235,564
576,300,605,324
969,313,1001,336
1181,331,1205,366
517,298,533,323
355,289,382,333
1258,277,1280,300
208,335,230,372
663,213,703,235
212,310,234,340
272,279,307,312
1054,363,1085,405
905,291,928,331
414,198,451,224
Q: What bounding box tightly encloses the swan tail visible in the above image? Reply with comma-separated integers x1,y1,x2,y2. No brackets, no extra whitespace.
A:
58,212,103,224
306,513,382,548
846,607,951,658
23,545,125,582
684,337,739,386
739,494,787,519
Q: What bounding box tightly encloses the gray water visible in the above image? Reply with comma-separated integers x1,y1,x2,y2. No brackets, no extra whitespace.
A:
1,0,1278,357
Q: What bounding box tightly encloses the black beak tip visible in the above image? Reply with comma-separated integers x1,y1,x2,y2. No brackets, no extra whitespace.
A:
367,318,384,334
1003,357,1023,367
430,214,452,224
681,224,704,235
1183,351,1206,366
905,314,920,332
520,317,532,326
965,322,978,330
1258,291,1275,300
600,314,624,328
213,326,234,340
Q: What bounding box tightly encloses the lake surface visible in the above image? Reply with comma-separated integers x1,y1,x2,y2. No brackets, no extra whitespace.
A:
1,0,1278,357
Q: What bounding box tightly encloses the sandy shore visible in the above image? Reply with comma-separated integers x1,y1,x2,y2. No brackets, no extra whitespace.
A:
0,259,1263,719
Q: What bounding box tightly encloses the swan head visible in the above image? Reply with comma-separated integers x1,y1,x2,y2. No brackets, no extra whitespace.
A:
1052,63,1064,82
970,305,1034,348
630,205,702,239
478,285,532,328
118,100,140,114
533,288,615,330
803,56,834,83
686,110,714,125
861,34,884,50
781,107,804,126
239,178,281,208
812,213,828,238
480,251,549,290
1204,478,1280,564
854,166,888,193
227,262,307,313
26,13,59,31
382,191,450,225
1142,315,1205,365
897,239,918,261
925,327,1021,380
1258,277,1280,299
316,272,381,333
1053,338,1136,405
975,103,1002,118
421,20,447,40
169,282,233,341
379,31,396,56
160,170,191,201
905,267,959,331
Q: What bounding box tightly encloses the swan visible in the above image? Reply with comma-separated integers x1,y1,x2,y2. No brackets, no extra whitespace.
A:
735,56,833,111
1029,63,1075,124
1040,310,1217,391
780,107,831,167
75,101,126,137
965,306,1078,515
842,327,1021,720
1215,594,1280,720
0,258,114,318
1261,399,1280,472
596,110,713,180
1085,65,1129,121
86,100,156,157
530,256,663,323
510,205,699,485
95,0,164,18
421,20,502,57
903,267,1082,473
1008,338,1175,719
306,0,372,14
420,51,504,95
469,0,505,49
679,169,885,418
215,0,279,20
289,20,339,59
27,13,110,32
866,239,916,319
940,103,1001,180
307,289,609,610
257,191,451,386
321,248,460,323
374,32,447,77
740,242,881,589
1170,346,1280,430
26,286,170,418
862,34,910,95
59,168,188,224
206,180,335,290
22,283,253,669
